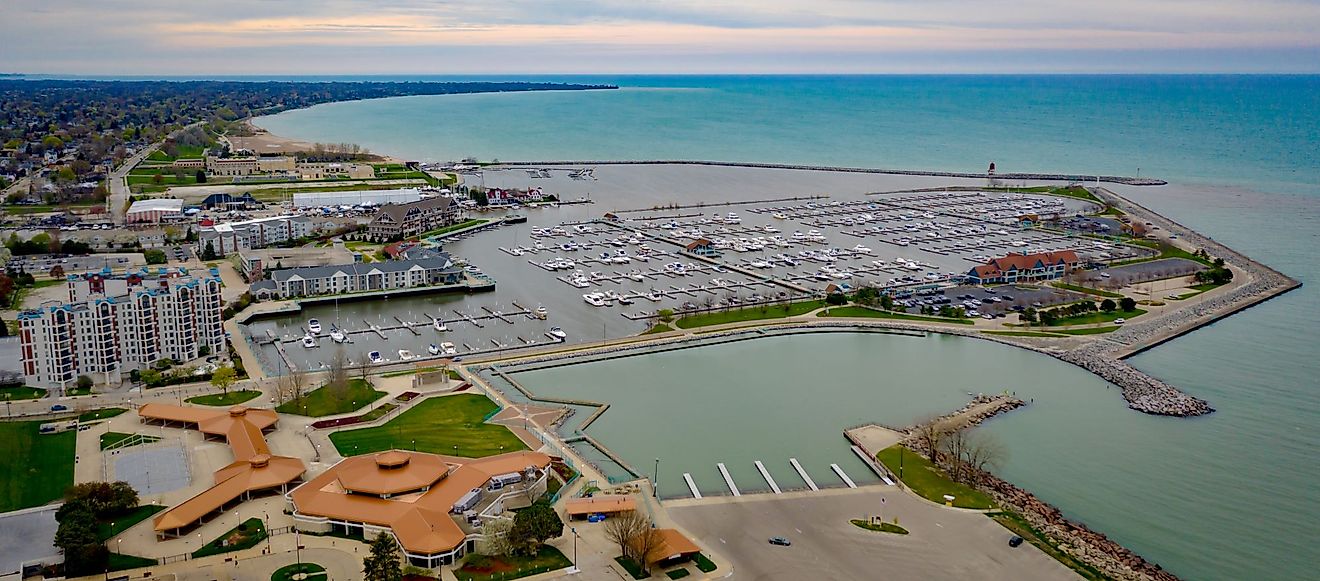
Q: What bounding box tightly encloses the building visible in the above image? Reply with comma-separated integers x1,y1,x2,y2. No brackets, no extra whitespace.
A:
296,161,374,180
199,192,260,210
204,155,296,177
125,198,184,224
236,246,357,281
267,254,466,298
197,215,313,257
289,449,551,568
17,267,225,390
966,250,1080,285
138,404,305,538
292,188,424,209
366,197,460,242
684,238,718,257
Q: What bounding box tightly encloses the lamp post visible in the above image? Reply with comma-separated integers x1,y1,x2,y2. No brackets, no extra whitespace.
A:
653,458,660,498
568,526,580,574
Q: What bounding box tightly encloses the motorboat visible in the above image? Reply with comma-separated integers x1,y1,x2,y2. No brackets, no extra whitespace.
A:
583,293,607,307
440,342,458,355
646,290,664,301
428,344,440,355
534,305,548,319
307,319,322,334
302,334,318,348
368,351,384,364
329,328,347,343
618,295,635,305
852,244,873,254
397,349,415,361
434,319,449,332
548,327,567,339
772,212,788,220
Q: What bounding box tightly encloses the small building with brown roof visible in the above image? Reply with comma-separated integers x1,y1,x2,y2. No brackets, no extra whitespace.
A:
289,450,552,568
966,250,1079,285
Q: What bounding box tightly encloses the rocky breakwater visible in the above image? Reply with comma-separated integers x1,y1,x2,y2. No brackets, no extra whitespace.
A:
1057,347,1213,416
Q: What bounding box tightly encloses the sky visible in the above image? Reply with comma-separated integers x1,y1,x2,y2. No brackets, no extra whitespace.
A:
2,0,1319,74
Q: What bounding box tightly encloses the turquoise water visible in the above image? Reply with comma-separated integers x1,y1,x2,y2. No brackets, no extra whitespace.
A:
259,76,1320,579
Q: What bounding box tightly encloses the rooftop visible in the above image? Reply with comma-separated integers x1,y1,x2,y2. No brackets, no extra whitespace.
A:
126,198,184,213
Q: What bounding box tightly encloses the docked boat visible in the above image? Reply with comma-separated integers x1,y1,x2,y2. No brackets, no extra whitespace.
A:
368,351,383,364
428,344,440,355
772,212,788,220
534,305,548,319
503,214,528,224
440,342,458,355
302,334,318,348
434,319,449,332
329,328,347,343
646,290,664,301
583,293,606,307
853,244,873,254
397,349,415,361
307,319,322,334
548,327,567,339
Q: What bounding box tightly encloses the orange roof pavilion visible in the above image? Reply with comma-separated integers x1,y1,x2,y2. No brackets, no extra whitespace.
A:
138,404,305,535
565,496,637,517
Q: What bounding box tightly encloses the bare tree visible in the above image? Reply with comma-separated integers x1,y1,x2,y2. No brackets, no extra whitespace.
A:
326,343,349,396
604,510,650,563
285,367,308,404
941,427,1007,485
913,417,953,464
630,527,664,576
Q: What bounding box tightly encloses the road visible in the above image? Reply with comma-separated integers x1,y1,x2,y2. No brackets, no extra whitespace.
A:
108,122,205,225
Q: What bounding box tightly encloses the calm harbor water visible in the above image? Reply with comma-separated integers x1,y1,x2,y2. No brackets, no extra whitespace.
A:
257,76,1320,579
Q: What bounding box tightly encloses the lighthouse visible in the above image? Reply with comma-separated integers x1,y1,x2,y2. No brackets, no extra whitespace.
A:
988,161,997,176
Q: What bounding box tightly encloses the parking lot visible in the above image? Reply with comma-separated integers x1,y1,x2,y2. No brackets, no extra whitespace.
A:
667,488,1076,581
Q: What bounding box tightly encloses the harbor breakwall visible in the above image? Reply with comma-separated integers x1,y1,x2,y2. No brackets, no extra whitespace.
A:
496,160,1168,186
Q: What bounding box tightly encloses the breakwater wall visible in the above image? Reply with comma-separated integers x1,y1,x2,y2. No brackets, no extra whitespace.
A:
496,160,1167,186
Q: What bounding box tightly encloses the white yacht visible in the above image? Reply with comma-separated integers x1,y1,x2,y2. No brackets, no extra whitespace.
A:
772,212,788,220
583,293,607,307
548,327,567,339
329,328,347,343
434,319,449,332
397,349,415,361
534,305,548,319
368,351,383,364
302,334,318,348
440,342,458,355
307,319,322,334
853,244,873,254
645,290,664,301
428,344,440,355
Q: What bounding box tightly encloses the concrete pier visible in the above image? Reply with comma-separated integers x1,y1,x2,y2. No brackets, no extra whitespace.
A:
683,473,702,499
717,463,741,496
830,463,858,488
851,445,895,485
789,458,818,491
754,460,782,494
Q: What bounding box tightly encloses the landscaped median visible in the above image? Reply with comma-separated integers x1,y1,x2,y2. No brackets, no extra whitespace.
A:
819,305,975,325
673,299,826,329
455,546,572,581
192,518,267,558
272,563,327,581
187,389,262,406
328,393,527,458
276,378,386,417
875,445,996,510
849,518,909,535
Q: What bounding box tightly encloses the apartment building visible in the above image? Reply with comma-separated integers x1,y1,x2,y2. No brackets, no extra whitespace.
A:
366,197,459,242
17,267,226,391
197,215,313,257
267,254,465,298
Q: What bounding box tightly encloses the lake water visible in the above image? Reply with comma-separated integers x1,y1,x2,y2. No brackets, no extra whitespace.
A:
256,76,1320,579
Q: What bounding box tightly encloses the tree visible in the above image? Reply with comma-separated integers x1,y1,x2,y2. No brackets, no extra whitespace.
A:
825,292,847,306
629,527,665,576
326,343,349,397
198,345,211,357
1038,309,1058,327
656,308,674,323
53,500,106,576
1019,307,1037,324
477,517,515,556
363,531,403,581
941,427,1006,485
75,375,93,391
509,500,564,555
1100,298,1117,312
1119,297,1137,312
879,294,895,311
49,265,65,279
65,481,138,516
914,418,953,464
210,365,236,395
604,510,651,564
143,249,167,264
853,286,879,306
195,169,206,183
201,240,217,260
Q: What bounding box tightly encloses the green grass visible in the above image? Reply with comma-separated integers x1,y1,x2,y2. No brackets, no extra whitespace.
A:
849,519,910,535
1050,282,1123,298
876,445,996,510
65,386,92,396
982,330,1066,338
100,432,149,450
1115,240,1213,267
1190,282,1225,292
329,394,527,458
985,185,1101,203
420,218,490,238
192,518,267,558
1049,308,1146,326
642,323,673,335
0,385,48,400
358,403,398,423
613,556,648,580
819,306,976,325
694,553,717,573
107,553,159,572
79,408,127,422
276,379,386,417
1051,326,1121,335
1096,206,1125,216
96,505,167,541
272,563,327,581
186,390,262,406
675,299,826,329
0,421,75,512
666,568,691,579
456,546,573,581
991,512,1110,581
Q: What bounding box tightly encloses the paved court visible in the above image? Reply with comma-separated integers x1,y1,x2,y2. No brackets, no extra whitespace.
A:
667,488,1078,581
114,441,192,496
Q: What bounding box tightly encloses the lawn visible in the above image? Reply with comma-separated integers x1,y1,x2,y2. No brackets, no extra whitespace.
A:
1049,308,1146,327
1050,282,1124,298
642,323,673,335
79,407,127,422
186,390,262,406
99,432,154,450
1051,326,1120,335
982,330,1066,338
192,518,267,558
0,385,48,400
849,518,909,535
613,557,648,580
106,553,159,572
276,379,386,417
329,394,527,458
819,306,975,325
986,185,1101,203
876,445,996,510
455,546,572,581
0,421,75,512
96,505,167,541
674,299,826,329
272,563,327,581
991,512,1108,581
1115,239,1213,267
693,553,717,573
420,218,489,238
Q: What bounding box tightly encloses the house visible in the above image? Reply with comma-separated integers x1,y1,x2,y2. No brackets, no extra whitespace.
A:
366,197,459,242
684,238,719,257
966,250,1079,285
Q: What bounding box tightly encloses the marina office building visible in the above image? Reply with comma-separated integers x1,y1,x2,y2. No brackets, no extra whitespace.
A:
366,196,460,242
197,214,314,257
16,267,226,390
263,253,466,298
966,250,1080,285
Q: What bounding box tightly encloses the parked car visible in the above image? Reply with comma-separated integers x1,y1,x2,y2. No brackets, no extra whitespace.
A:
587,513,607,523
50,404,68,411
768,537,792,546
1009,535,1024,548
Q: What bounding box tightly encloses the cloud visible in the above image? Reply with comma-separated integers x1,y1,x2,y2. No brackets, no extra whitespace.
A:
1,0,1318,73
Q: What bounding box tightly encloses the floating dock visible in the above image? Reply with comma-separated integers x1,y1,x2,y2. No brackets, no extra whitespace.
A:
717,463,741,496
850,445,895,486
754,460,782,494
790,458,818,491
830,463,858,488
683,473,702,499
